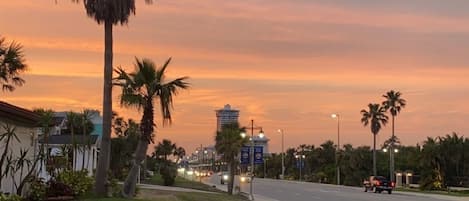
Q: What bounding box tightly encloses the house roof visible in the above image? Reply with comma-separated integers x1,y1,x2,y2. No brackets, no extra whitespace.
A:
0,101,40,127
40,134,99,145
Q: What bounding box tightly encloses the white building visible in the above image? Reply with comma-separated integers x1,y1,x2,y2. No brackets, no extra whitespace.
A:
0,101,40,195
215,104,239,132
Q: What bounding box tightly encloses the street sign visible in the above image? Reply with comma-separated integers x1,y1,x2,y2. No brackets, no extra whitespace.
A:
240,146,264,164
240,146,250,164
296,160,305,168
254,146,263,164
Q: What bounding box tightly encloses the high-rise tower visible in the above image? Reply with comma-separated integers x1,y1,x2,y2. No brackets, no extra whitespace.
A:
215,104,239,132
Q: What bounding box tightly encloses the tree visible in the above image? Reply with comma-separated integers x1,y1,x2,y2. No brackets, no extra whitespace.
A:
0,36,27,92
81,109,96,170
361,103,388,176
0,124,20,189
215,123,247,195
173,146,186,164
115,57,189,197
153,139,176,161
382,90,406,181
75,0,153,195
33,108,55,173
110,114,140,180
66,111,80,170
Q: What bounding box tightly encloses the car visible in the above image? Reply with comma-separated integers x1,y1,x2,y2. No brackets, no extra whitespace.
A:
364,176,395,194
220,172,229,184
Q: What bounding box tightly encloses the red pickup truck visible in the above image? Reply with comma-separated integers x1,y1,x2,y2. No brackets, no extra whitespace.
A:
363,176,395,194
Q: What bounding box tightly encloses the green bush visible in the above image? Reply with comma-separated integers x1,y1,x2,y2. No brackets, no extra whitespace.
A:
56,170,94,196
0,194,22,201
26,177,47,201
109,178,121,197
160,162,177,186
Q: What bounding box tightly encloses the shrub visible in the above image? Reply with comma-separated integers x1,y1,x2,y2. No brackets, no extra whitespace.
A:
0,194,22,201
56,170,94,196
46,180,74,197
160,162,177,186
26,177,47,201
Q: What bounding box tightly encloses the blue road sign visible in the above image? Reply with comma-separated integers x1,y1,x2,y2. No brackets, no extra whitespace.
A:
296,160,305,168
240,146,250,164
254,146,263,164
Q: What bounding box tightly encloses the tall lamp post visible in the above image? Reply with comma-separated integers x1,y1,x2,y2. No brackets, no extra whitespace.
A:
331,113,340,185
295,154,305,181
277,129,285,180
242,119,263,201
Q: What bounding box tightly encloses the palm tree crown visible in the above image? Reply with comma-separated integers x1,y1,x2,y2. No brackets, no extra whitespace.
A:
361,103,388,135
114,57,189,142
382,90,406,117
0,36,27,92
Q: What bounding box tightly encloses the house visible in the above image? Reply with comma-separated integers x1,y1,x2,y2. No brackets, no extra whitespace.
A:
38,111,101,179
0,101,40,194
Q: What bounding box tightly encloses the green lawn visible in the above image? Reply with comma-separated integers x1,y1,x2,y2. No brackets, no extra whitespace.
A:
83,189,247,201
144,174,221,193
396,187,469,197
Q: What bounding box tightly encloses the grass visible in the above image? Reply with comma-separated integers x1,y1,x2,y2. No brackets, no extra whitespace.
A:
396,187,469,197
144,174,222,193
82,189,247,201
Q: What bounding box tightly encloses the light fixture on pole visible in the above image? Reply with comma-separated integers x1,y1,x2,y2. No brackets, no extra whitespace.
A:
244,119,263,201
295,154,305,181
331,113,341,185
277,129,285,180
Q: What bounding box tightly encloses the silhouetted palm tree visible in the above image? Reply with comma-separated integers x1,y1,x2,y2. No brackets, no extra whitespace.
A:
361,103,388,176
154,139,176,161
215,123,247,195
382,90,406,181
173,146,186,164
0,36,27,92
75,0,152,194
114,57,189,197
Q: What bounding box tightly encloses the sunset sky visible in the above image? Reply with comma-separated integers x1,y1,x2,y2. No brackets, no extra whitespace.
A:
1,0,469,153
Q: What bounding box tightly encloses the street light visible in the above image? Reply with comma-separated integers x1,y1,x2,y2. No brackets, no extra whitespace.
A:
331,113,340,185
244,119,263,201
295,154,306,181
277,129,285,180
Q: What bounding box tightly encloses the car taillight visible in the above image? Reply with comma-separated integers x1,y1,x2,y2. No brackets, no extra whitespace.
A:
376,181,380,186
391,182,395,187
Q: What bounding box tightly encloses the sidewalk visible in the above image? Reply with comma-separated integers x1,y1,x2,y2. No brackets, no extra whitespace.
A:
131,183,217,194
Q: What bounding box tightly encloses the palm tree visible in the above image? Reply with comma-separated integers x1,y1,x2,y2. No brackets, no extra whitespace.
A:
0,36,27,92
154,139,176,161
382,90,406,181
114,57,189,198
75,0,153,195
33,108,54,175
81,109,96,170
360,103,388,176
215,123,247,195
173,146,186,164
66,111,80,170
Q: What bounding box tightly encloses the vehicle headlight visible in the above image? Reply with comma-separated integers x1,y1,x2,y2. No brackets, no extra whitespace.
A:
241,177,246,182
223,175,229,180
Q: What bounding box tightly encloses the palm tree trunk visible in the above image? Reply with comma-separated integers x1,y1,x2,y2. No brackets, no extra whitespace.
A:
390,115,395,181
122,138,149,198
373,133,377,176
228,160,235,195
95,19,113,196
122,100,154,198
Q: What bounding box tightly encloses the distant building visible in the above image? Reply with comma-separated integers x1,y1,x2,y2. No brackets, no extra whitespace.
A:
215,104,239,132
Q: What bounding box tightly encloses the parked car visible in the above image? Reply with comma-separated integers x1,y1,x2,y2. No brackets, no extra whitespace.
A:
220,172,229,184
364,176,395,194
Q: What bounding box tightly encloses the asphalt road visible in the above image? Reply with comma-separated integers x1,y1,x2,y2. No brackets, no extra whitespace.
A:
204,175,463,201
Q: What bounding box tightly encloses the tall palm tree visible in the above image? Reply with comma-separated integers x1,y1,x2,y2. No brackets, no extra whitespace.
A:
75,0,153,195
382,90,406,181
361,103,388,176
215,123,247,195
114,57,189,197
0,36,27,93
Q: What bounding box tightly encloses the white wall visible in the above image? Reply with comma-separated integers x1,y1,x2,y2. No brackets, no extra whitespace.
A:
0,124,38,195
